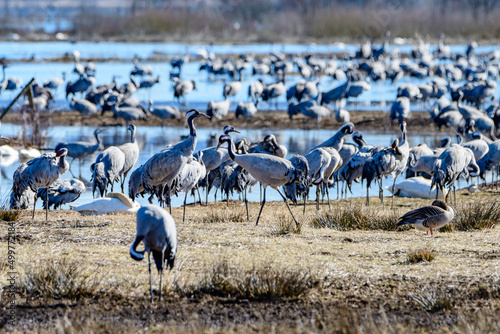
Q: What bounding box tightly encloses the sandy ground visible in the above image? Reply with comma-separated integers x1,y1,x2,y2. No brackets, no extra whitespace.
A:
1,186,499,333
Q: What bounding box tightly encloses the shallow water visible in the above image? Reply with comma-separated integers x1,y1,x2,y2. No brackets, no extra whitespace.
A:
0,124,447,210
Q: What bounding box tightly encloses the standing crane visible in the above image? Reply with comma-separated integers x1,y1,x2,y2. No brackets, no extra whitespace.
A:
118,125,140,193
91,146,125,198
174,152,206,222
311,123,354,151
10,148,69,220
140,109,210,213
130,205,177,303
216,134,308,226
55,129,103,178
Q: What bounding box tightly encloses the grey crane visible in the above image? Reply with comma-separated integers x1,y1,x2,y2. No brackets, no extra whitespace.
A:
335,106,351,124
90,146,125,197
289,102,331,123
10,164,35,210
139,75,160,89
459,132,489,162
397,200,454,236
44,72,66,93
320,77,349,106
10,148,69,220
223,77,242,99
69,97,98,116
112,101,148,125
390,97,410,125
37,178,85,210
117,125,140,192
248,79,264,102
477,140,500,184
390,122,410,207
431,144,480,203
175,152,206,222
216,134,308,226
55,129,103,178
195,125,240,204
207,97,230,120
174,79,196,105
140,109,210,213
311,123,354,151
0,65,8,94
148,100,182,123
130,60,153,77
235,101,258,119
130,205,177,303
118,75,139,97
261,81,286,109
362,139,404,206
65,75,95,99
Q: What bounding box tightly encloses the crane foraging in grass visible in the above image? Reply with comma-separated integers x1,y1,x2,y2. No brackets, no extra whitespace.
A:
216,134,308,226
130,205,177,303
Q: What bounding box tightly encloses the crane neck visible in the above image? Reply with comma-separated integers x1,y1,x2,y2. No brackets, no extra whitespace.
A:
225,138,238,161
95,131,101,144
58,154,67,171
130,128,136,143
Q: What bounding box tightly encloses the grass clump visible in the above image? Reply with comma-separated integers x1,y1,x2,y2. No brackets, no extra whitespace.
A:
270,214,301,236
201,211,246,224
453,201,500,231
310,207,398,231
176,260,314,300
0,210,20,221
411,286,455,313
17,258,102,300
407,249,436,264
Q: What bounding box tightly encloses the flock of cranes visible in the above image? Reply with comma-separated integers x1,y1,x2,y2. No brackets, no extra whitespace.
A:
3,36,500,302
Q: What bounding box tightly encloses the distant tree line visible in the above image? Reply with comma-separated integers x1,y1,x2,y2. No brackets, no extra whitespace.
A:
1,0,500,41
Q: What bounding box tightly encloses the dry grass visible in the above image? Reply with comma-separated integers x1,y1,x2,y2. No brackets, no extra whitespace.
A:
0,210,20,222
1,190,499,332
453,200,500,231
407,249,436,263
309,206,398,231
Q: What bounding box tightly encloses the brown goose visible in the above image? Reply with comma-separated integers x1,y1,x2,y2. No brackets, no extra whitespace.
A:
397,200,454,235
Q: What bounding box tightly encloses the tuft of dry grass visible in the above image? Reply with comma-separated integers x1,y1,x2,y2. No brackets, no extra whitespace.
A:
411,286,456,313
175,259,315,301
309,206,398,231
270,214,301,236
0,210,20,221
200,210,246,224
407,249,436,264
17,258,103,300
453,201,500,231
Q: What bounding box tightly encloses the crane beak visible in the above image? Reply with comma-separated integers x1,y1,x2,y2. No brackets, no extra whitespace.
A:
231,129,241,134
198,112,211,119
215,142,222,153
0,135,9,141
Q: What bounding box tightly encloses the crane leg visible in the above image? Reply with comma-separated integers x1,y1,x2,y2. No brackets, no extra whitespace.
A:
244,188,249,221
255,188,267,226
78,158,82,179
32,196,37,220
315,186,320,211
45,188,49,221
366,186,370,206
197,187,202,206
326,184,331,209
148,251,153,303
168,187,172,215
379,179,384,207
205,174,209,206
159,250,165,302
277,188,299,228
391,178,396,209
183,192,188,222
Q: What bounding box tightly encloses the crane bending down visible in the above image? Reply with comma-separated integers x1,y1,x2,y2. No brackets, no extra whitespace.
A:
140,109,210,213
37,178,85,209
130,205,177,303
216,134,308,226
11,148,69,220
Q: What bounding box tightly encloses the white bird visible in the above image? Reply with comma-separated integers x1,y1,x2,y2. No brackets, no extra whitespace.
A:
72,193,141,214
10,148,69,220
130,205,177,303
385,176,446,200
140,109,210,212
397,200,454,236
216,134,308,226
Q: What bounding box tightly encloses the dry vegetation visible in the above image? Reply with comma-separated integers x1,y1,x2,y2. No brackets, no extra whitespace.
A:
1,187,499,332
